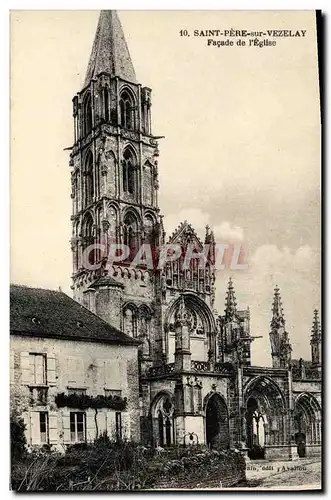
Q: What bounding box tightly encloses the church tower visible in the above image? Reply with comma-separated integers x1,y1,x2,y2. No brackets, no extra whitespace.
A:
69,11,163,360
269,286,292,368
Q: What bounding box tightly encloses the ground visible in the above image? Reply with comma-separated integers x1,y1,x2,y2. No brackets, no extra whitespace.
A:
179,457,322,491
238,457,322,490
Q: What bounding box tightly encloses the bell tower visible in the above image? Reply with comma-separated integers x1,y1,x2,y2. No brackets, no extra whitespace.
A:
69,11,163,355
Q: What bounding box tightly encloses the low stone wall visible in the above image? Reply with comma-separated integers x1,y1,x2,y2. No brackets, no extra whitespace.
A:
152,449,246,489
265,443,322,461
305,444,322,458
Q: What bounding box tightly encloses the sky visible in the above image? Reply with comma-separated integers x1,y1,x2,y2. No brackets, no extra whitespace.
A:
10,10,321,365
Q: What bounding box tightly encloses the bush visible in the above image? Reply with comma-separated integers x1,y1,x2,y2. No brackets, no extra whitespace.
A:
11,438,245,491
10,414,26,462
248,444,265,460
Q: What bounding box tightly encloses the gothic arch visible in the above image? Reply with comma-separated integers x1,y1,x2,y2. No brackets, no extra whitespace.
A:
123,302,138,338
203,392,230,449
143,209,158,224
244,376,286,451
164,292,217,334
82,211,94,237
119,87,136,130
103,85,110,122
143,213,156,244
122,146,138,196
83,92,92,136
244,376,286,412
294,393,321,446
122,209,141,254
84,150,94,206
150,391,175,448
143,161,154,206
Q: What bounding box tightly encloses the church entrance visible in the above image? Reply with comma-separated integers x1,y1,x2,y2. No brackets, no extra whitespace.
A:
244,376,286,460
205,394,229,449
246,397,266,459
293,393,321,457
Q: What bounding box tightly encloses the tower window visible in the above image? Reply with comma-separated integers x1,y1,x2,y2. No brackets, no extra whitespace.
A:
84,151,94,206
103,87,110,123
119,90,135,130
83,93,92,136
122,148,136,195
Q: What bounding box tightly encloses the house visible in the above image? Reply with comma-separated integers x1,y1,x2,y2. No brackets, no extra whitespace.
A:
10,284,140,447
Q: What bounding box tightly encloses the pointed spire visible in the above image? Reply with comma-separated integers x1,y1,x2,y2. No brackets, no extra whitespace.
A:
84,11,137,87
175,295,188,325
271,285,285,329
204,225,210,244
224,277,237,320
310,309,321,344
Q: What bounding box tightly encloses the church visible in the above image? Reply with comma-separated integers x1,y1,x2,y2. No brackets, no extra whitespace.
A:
68,11,322,459
10,11,321,460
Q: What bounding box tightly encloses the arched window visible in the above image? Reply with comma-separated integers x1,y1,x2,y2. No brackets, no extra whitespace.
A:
122,148,136,195
143,214,156,248
123,212,139,252
83,93,92,136
103,87,110,123
123,306,137,337
119,90,135,130
153,395,175,448
123,212,140,262
82,212,95,266
84,151,94,206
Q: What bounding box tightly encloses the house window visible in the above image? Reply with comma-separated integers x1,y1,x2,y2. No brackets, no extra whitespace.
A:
39,412,49,444
70,412,86,443
29,354,46,385
104,389,122,397
115,412,122,441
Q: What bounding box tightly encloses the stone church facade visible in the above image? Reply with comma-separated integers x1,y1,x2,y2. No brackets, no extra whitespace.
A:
69,11,322,459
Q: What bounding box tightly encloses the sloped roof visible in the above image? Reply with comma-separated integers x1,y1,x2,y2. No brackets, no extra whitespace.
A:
84,10,137,87
88,276,124,289
10,284,139,346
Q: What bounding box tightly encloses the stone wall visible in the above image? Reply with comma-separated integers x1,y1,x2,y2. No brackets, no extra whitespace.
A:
10,334,140,445
152,449,246,489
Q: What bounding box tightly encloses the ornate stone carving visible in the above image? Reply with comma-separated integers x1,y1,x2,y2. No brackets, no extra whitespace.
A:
101,219,110,232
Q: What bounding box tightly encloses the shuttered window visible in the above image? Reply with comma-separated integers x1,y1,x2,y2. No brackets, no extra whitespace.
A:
29,354,46,385
115,412,122,441
70,412,86,443
39,412,48,443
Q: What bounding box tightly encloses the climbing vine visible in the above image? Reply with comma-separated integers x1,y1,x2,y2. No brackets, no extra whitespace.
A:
55,393,127,411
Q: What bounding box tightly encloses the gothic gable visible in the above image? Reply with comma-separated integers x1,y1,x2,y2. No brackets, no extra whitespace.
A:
167,220,204,250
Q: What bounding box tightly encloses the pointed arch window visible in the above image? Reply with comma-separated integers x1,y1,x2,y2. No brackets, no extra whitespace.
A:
154,396,174,448
82,212,95,265
119,90,135,130
84,151,94,206
123,212,140,259
123,306,137,338
103,87,110,123
83,93,92,136
122,148,136,196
